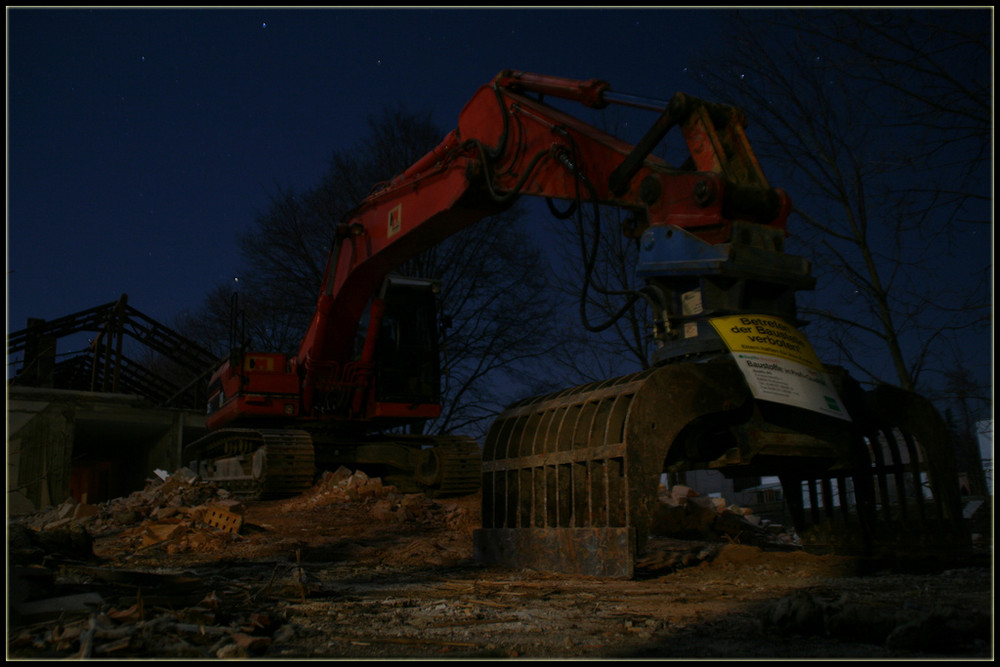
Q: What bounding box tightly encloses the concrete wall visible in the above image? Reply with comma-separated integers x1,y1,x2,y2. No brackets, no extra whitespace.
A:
7,386,206,514
7,396,75,514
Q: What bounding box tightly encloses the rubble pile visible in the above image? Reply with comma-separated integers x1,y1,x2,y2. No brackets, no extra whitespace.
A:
7,465,476,658
278,466,389,511
9,465,475,569
371,491,476,532
280,466,475,533
14,468,227,532
13,468,248,560
9,468,270,657
652,484,800,548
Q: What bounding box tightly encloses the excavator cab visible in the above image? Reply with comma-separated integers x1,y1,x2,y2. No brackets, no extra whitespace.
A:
373,276,442,411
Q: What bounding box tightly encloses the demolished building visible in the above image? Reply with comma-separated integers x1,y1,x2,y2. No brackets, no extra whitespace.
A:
7,295,216,512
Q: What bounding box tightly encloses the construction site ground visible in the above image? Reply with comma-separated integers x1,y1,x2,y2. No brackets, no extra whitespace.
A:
8,467,994,661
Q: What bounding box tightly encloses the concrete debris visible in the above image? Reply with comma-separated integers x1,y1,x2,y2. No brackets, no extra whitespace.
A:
635,542,721,572
280,466,474,533
652,484,800,549
8,467,249,564
9,464,472,569
9,520,95,565
6,464,476,658
202,500,246,534
281,466,388,509
760,590,993,652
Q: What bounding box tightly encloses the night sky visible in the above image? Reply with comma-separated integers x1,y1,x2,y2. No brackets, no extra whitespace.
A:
7,7,720,340
6,8,992,414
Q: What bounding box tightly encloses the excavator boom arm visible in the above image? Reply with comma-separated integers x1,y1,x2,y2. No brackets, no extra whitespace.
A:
296,71,790,402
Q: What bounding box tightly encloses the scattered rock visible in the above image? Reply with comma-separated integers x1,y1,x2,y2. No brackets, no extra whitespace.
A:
761,592,993,653
651,485,800,548
764,590,827,636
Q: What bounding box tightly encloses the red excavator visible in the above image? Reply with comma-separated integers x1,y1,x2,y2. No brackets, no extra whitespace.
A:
185,71,969,576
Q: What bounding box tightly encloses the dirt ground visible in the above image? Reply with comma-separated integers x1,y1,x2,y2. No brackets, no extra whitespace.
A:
7,468,994,661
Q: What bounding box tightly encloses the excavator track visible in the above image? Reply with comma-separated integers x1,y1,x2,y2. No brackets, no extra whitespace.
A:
183,428,316,500
408,435,483,497
186,427,482,500
474,357,970,578
311,431,482,498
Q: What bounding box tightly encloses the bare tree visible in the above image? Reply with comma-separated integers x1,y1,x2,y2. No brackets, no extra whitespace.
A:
178,106,558,439
943,364,991,496
797,10,990,198
547,201,651,386
409,210,558,435
544,107,664,387
689,9,991,409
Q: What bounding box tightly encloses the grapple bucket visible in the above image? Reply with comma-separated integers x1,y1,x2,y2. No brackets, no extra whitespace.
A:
474,360,753,578
474,358,970,577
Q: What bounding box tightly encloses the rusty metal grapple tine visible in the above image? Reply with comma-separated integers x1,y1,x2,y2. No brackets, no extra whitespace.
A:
868,385,962,525
781,384,970,554
476,360,751,577
864,385,968,544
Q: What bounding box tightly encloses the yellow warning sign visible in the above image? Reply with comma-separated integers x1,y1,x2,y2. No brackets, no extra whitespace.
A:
387,204,402,238
244,355,276,372
709,315,823,371
709,314,850,421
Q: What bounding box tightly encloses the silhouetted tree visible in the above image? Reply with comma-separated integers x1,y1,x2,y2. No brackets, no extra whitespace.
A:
547,203,650,385
691,9,991,408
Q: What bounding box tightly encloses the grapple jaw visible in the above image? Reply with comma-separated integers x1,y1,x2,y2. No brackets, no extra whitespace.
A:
474,358,970,578
779,381,970,556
